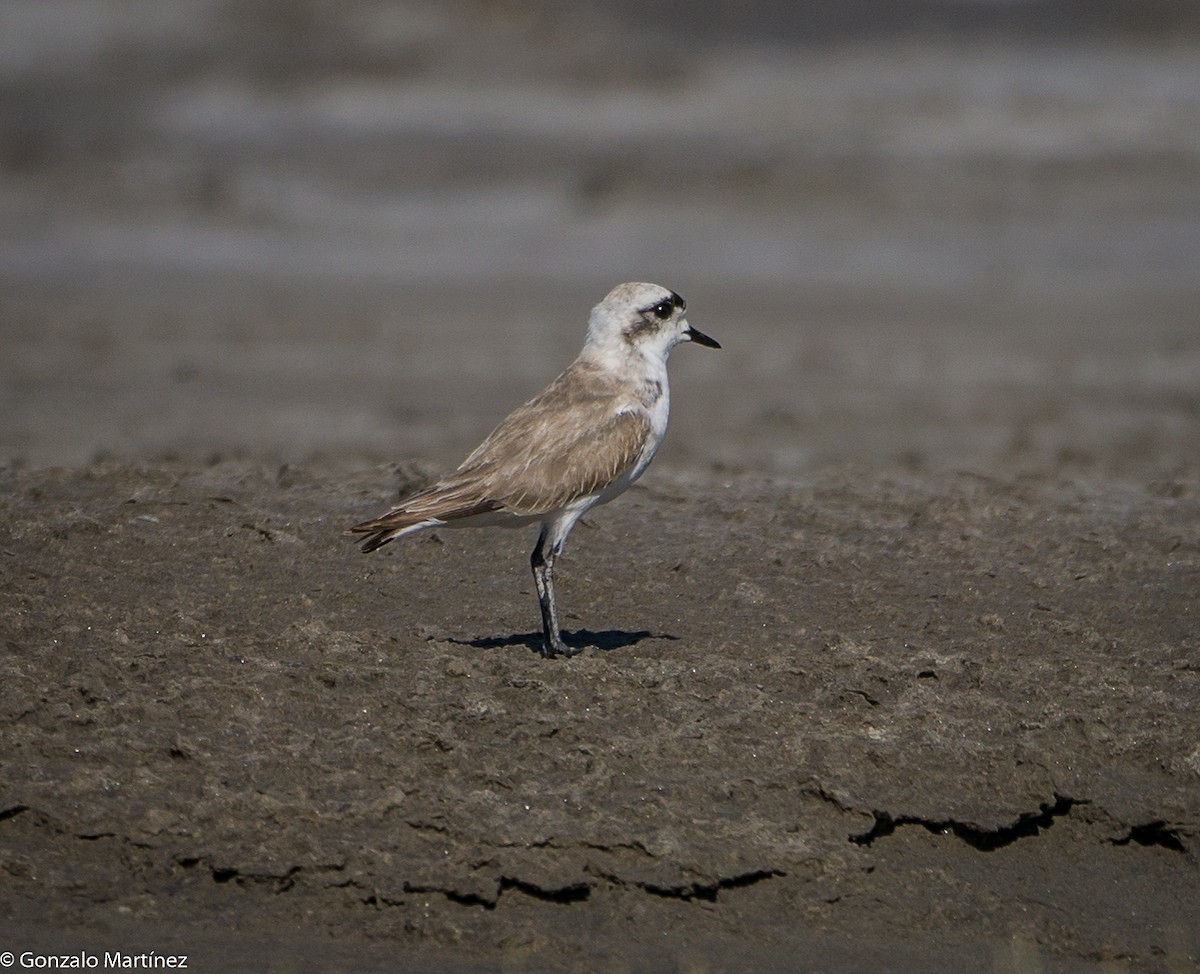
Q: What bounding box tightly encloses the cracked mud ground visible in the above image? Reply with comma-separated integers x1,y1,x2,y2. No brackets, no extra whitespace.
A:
2,460,1197,971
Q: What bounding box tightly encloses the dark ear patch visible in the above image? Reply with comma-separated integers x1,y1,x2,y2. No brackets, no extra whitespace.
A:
623,317,660,345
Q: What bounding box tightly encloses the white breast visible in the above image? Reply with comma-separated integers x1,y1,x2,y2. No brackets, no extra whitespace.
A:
623,363,671,488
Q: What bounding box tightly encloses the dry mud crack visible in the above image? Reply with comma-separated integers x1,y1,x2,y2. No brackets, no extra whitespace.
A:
849,794,1086,850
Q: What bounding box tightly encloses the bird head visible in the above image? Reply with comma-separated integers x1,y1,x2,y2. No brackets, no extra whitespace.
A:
585,282,720,365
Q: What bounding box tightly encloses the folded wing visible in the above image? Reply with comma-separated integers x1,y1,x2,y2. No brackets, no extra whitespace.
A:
348,363,651,551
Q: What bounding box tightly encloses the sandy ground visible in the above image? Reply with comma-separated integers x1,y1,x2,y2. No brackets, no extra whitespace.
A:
2,1,1199,971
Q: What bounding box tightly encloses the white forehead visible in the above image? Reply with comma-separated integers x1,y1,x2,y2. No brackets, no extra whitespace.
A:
598,282,674,313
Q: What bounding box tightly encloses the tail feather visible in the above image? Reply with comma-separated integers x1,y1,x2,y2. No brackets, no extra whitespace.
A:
357,529,402,553
345,511,429,553
346,494,504,553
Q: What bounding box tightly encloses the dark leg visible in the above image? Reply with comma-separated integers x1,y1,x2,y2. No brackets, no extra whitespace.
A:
531,527,578,658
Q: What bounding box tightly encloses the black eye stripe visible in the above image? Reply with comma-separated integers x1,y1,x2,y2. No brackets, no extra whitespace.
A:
640,293,684,320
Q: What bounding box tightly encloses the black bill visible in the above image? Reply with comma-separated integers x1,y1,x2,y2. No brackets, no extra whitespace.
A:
684,325,721,349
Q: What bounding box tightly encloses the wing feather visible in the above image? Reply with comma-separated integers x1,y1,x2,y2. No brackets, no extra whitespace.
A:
347,359,651,547
450,360,651,514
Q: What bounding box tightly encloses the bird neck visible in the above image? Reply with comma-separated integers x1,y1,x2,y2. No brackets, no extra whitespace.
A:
579,335,669,381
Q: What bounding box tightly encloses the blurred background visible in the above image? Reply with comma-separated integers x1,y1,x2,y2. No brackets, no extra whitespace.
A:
2,0,1198,480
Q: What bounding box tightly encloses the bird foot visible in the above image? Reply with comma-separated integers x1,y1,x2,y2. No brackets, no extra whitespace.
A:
541,637,583,659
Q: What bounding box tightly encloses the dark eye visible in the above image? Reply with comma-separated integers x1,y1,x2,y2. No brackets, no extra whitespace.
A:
651,300,673,320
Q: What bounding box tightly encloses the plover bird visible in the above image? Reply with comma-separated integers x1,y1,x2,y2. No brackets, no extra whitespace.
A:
348,282,720,658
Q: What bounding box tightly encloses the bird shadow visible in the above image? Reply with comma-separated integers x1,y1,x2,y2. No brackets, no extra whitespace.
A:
443,628,677,656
